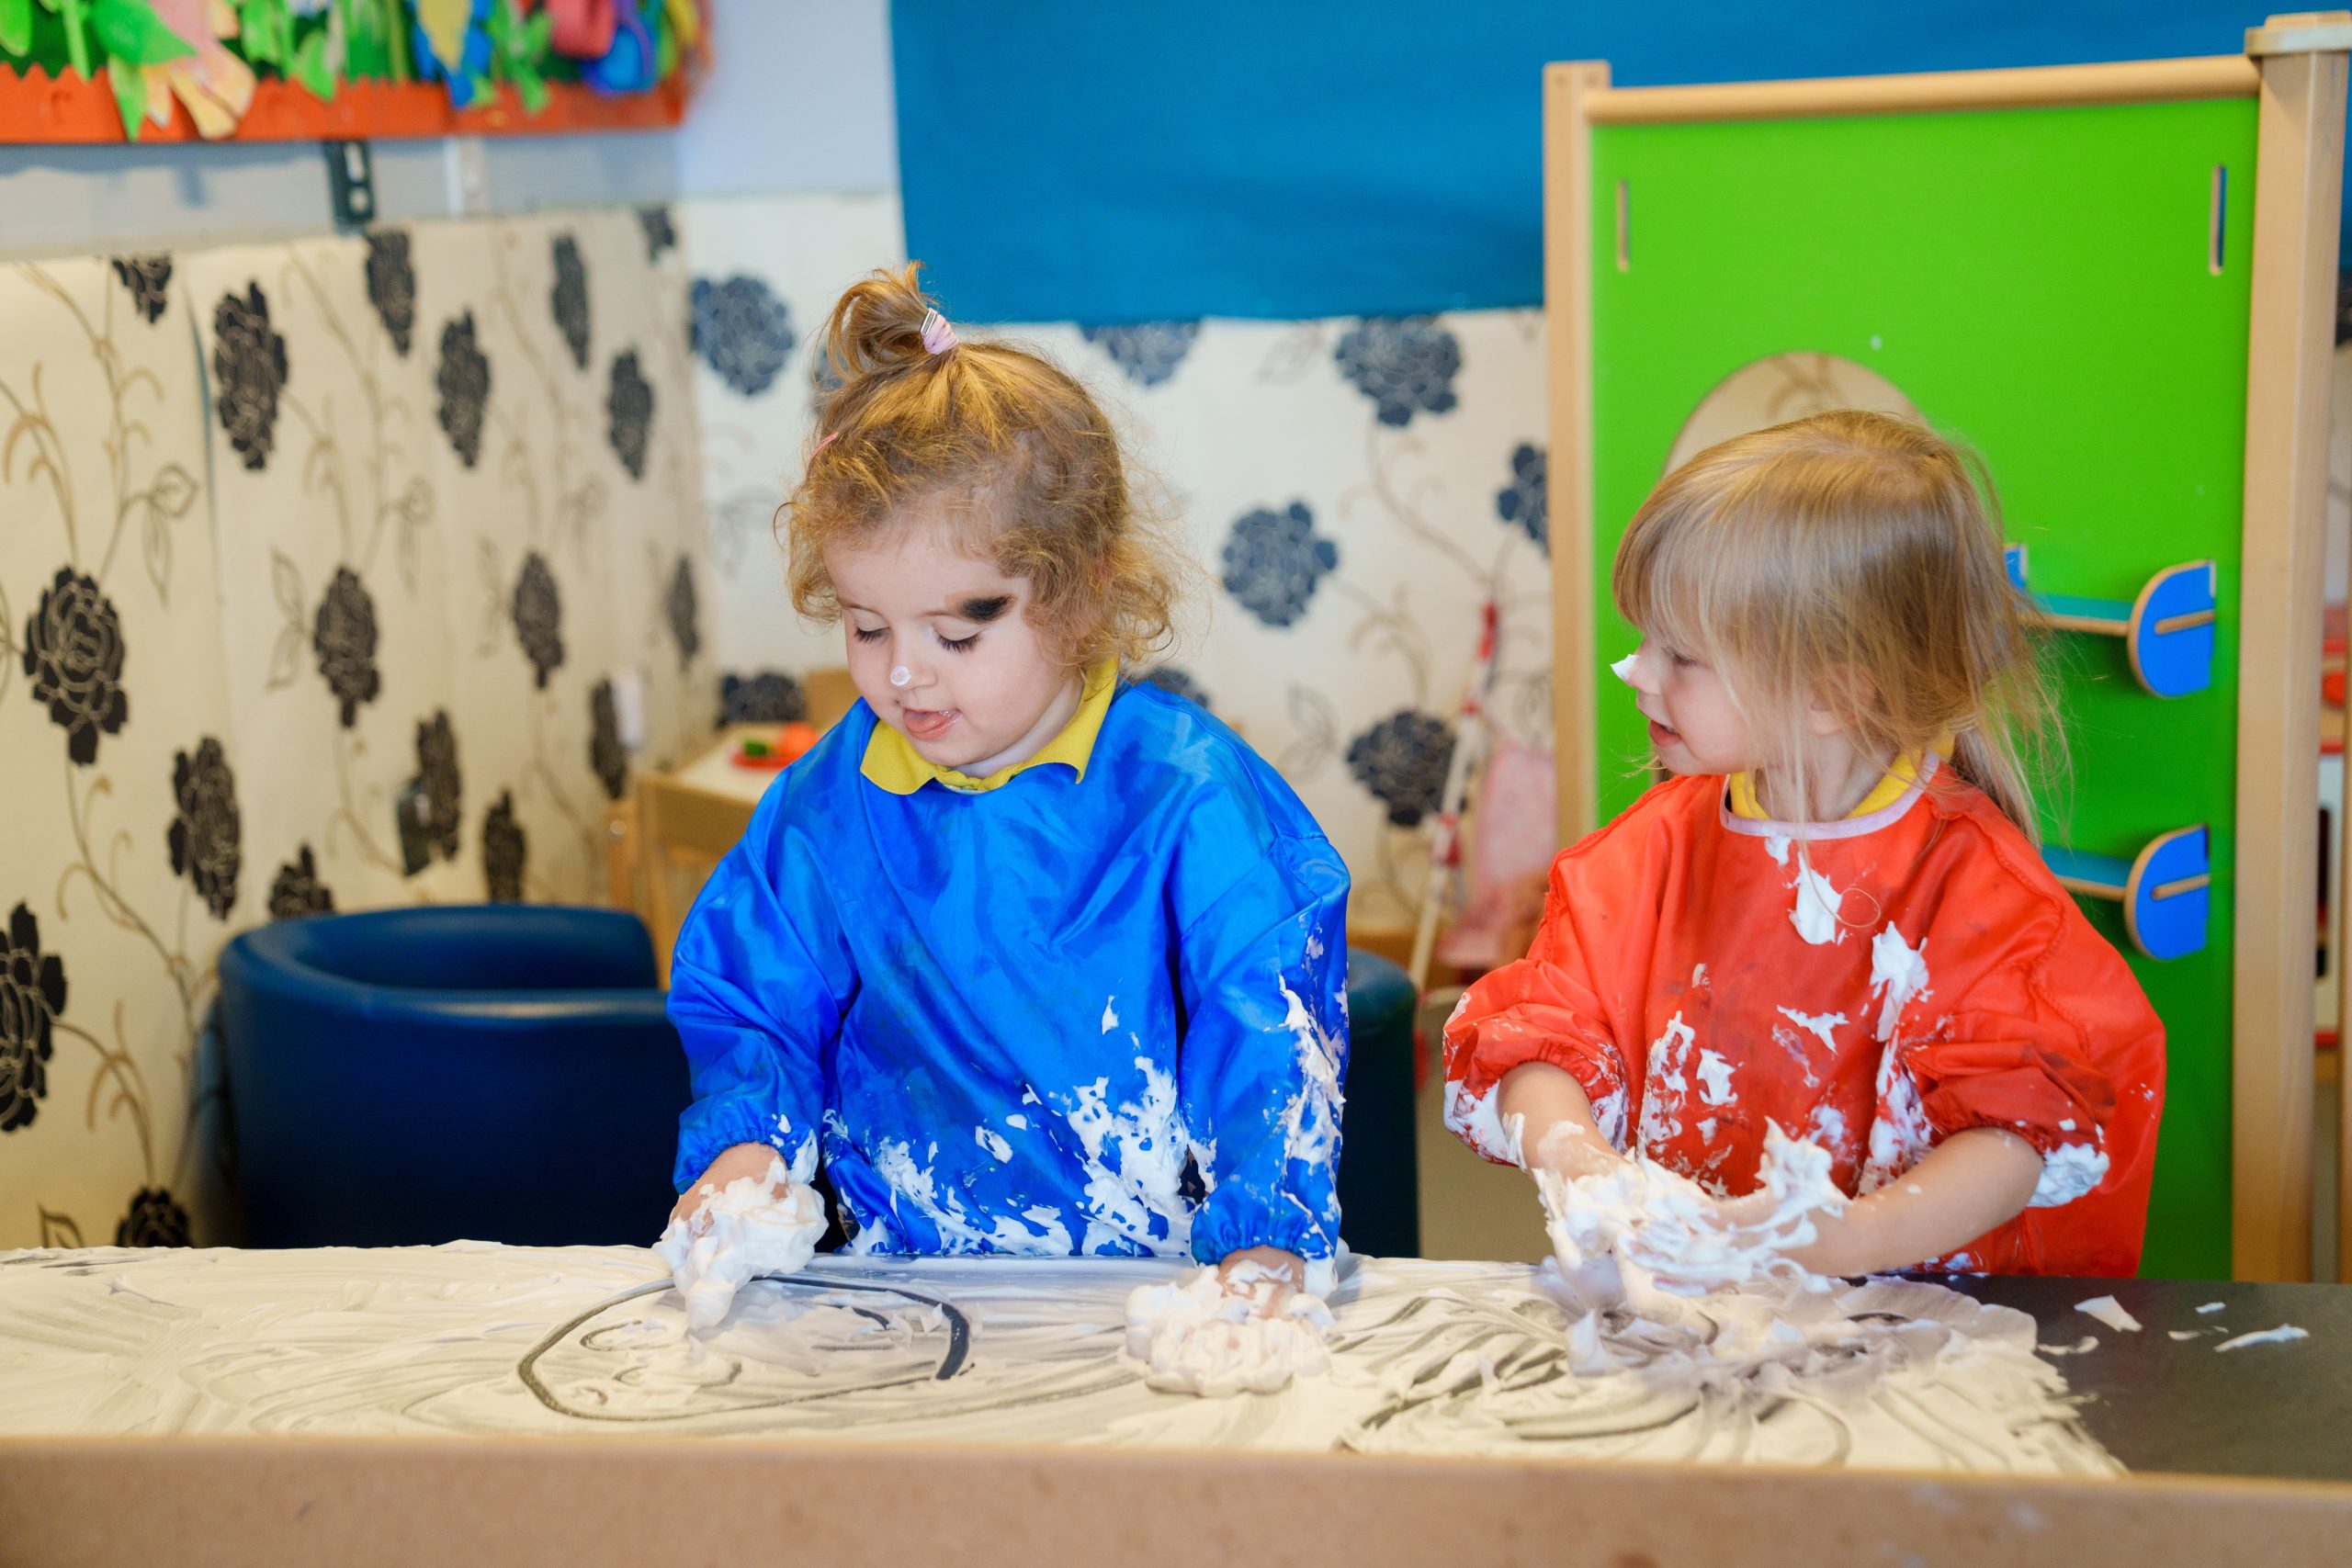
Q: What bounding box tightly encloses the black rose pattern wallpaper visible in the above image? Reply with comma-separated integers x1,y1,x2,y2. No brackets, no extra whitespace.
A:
0,215,713,1249
416,213,710,911
1049,310,1554,920
190,235,470,918
684,193,892,701
0,258,236,1253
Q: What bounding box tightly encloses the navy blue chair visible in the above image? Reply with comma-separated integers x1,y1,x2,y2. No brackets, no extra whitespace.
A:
217,906,688,1247
1337,950,1420,1258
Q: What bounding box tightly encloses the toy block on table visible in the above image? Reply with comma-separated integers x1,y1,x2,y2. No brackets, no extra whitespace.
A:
734,722,820,770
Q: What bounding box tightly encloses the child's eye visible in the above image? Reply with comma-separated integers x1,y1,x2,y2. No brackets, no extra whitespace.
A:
1668,649,1697,670
851,626,887,644
939,632,979,653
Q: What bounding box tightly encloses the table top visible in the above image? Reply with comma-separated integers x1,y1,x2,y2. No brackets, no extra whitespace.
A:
665,723,788,806
1947,1274,2352,1483
0,1244,2341,1484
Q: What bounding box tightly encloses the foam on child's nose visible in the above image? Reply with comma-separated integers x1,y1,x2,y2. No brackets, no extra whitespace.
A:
1611,653,1638,685
889,665,913,688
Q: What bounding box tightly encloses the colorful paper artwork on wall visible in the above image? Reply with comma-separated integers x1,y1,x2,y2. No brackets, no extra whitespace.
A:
0,0,702,144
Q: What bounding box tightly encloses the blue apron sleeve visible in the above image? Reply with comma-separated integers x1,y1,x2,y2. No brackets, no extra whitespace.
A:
1173,824,1352,1265
666,784,854,1193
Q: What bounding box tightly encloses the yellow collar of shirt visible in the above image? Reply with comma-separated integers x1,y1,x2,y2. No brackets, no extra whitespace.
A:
1727,733,1951,823
861,660,1119,795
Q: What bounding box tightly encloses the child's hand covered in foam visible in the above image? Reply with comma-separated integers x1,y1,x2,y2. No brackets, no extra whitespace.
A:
654,1149,826,1333
1536,1122,1845,1313
1123,1250,1336,1397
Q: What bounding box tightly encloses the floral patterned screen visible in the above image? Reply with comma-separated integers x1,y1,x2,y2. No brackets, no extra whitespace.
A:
1059,311,1554,925
0,257,235,1251
0,207,711,1251
683,192,905,717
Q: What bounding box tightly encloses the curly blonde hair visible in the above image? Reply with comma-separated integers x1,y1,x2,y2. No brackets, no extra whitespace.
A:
780,264,1186,670
1613,409,2058,838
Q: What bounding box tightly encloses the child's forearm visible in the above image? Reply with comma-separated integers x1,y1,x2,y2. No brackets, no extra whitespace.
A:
1498,1061,1621,1175
1796,1126,2045,1276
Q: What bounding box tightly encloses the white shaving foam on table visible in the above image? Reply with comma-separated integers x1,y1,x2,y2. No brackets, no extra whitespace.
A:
2198,1301,2225,1314
0,1247,2119,1472
653,1156,828,1334
1451,1124,2122,1473
2214,1325,2307,1353
1124,1262,1336,1397
2038,1337,2098,1357
2075,1295,2141,1334
1534,1122,1842,1326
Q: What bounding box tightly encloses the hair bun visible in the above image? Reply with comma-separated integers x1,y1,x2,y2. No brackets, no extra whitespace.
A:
824,262,945,382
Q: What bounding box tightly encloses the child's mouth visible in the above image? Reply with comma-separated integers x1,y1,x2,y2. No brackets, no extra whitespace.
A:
1646,716,1681,748
901,706,959,742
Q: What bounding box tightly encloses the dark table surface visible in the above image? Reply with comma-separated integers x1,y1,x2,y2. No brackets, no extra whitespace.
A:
1942,1276,2352,1483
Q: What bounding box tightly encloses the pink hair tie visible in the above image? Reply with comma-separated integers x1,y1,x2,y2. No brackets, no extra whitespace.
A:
812,432,839,456
920,308,959,355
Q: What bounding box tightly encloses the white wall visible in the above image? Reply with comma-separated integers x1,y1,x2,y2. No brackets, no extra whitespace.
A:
0,134,680,258
0,0,896,261
675,0,896,197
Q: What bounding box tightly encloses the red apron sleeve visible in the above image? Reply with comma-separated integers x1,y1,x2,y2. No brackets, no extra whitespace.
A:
1864,818,2166,1274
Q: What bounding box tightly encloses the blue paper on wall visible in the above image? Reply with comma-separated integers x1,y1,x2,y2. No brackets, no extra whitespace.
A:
891,0,2330,324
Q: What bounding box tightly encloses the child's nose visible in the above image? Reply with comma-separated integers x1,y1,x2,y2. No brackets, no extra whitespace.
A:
889,639,935,692
1623,642,1664,694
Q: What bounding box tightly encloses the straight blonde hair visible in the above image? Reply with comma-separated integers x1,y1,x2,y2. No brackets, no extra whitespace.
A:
1612,409,2056,839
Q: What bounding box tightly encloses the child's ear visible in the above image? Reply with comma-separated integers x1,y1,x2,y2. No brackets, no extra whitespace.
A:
1057,604,1106,671
1804,664,1878,737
